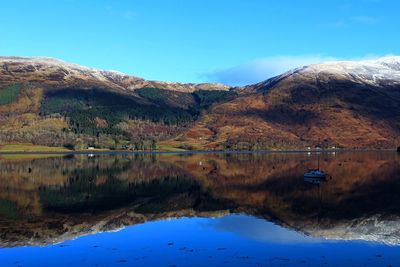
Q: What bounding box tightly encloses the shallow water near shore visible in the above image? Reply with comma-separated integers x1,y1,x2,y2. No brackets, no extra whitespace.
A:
0,151,399,266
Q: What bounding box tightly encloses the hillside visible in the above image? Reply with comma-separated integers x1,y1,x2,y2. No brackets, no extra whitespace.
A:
164,57,400,150
0,57,231,150
1,56,400,151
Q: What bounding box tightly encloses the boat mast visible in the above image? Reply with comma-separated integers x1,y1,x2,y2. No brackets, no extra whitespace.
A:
317,138,321,170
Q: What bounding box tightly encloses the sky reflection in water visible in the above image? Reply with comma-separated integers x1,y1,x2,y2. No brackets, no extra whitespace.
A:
0,152,399,266
1,215,399,267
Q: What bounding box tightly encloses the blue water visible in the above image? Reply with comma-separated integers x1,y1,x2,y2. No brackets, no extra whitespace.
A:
1,215,399,267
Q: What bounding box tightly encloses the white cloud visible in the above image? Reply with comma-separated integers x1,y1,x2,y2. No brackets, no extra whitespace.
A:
202,55,338,86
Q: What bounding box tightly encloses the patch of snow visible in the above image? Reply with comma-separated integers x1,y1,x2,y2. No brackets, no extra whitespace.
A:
0,56,130,82
305,56,400,85
308,215,400,246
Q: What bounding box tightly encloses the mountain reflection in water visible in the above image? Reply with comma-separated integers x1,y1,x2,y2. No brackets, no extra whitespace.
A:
0,151,399,266
0,152,399,245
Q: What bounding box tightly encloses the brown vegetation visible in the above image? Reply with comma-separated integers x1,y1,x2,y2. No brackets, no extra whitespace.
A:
166,67,400,150
1,57,399,150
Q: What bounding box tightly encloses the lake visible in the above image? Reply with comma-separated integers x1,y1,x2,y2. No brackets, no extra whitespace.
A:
0,151,399,266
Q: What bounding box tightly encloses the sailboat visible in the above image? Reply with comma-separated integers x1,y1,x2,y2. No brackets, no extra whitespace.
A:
304,153,326,179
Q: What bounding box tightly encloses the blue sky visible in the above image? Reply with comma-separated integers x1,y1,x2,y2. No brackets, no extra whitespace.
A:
1,0,399,85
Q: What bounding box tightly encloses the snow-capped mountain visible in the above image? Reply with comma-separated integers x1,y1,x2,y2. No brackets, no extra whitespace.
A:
0,56,229,92
306,56,400,86
0,55,400,150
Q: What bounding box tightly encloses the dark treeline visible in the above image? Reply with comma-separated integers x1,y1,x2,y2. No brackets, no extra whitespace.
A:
36,87,231,150
0,84,232,150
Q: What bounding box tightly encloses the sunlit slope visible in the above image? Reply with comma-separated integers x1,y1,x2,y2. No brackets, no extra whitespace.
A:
0,57,230,151
165,57,400,150
1,56,400,150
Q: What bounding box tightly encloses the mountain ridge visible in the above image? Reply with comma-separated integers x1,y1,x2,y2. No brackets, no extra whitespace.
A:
1,56,400,151
0,56,230,93
163,56,400,150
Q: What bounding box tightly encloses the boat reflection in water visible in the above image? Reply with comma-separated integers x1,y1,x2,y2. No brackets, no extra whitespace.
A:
304,176,326,185
0,151,399,266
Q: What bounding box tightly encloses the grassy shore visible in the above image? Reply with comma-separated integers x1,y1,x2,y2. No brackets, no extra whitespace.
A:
0,144,185,154
0,144,71,153
0,143,395,154
0,154,69,160
0,143,186,154
156,145,186,152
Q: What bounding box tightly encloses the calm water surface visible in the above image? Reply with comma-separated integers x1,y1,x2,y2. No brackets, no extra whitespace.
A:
0,151,399,266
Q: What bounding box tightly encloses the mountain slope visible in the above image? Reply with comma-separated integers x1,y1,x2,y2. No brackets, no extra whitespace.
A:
1,56,400,151
0,57,231,150
0,57,229,92
164,57,400,150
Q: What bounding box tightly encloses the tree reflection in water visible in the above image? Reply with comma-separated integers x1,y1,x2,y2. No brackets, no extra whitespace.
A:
0,151,399,247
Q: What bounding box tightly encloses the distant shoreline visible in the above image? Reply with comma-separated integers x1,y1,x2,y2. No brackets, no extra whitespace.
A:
0,149,397,155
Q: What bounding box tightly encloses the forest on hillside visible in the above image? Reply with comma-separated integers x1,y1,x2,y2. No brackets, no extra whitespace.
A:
0,83,233,150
